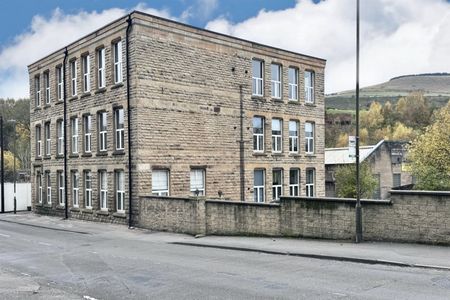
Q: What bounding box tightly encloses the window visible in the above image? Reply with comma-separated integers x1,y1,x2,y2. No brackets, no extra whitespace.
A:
252,59,263,96
85,171,92,209
393,173,401,187
97,48,106,88
72,172,79,207
289,120,299,153
44,122,51,156
44,71,50,104
288,67,298,100
82,54,90,93
152,170,169,196
35,75,41,107
70,60,77,96
305,122,314,154
99,171,108,210
113,41,123,84
98,112,107,152
254,169,265,203
289,169,300,196
71,117,78,154
36,126,42,157
57,120,64,156
253,116,264,152
37,173,43,204
83,115,92,153
46,172,51,204
272,169,283,201
58,171,64,205
115,170,125,212
115,108,124,150
272,118,282,153
56,66,63,101
190,169,205,196
271,64,281,98
306,169,315,197
305,71,315,103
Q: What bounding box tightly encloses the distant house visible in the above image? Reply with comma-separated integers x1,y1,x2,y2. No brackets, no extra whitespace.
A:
325,140,413,199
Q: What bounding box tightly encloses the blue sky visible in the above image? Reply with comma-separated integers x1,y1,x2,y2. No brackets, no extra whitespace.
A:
1,0,449,99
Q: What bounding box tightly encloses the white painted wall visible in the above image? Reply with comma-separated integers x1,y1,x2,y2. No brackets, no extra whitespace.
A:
0,183,31,212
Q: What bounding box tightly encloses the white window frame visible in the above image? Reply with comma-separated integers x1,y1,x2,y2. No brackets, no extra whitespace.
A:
72,172,79,208
57,66,63,101
306,169,315,197
36,126,42,158
44,72,50,105
82,54,90,93
114,41,123,84
289,120,299,153
85,171,92,209
115,170,125,213
252,59,263,96
289,169,300,197
99,112,107,152
99,171,108,211
253,116,264,152
271,64,281,99
305,122,315,154
83,115,92,153
97,48,106,89
71,117,78,154
305,70,315,103
57,120,64,156
190,169,205,196
115,109,124,151
272,169,283,201
71,60,77,97
152,170,169,196
288,67,298,101
35,75,41,107
254,169,265,203
272,118,282,153
44,122,51,156
58,171,64,206
37,173,43,204
46,172,52,204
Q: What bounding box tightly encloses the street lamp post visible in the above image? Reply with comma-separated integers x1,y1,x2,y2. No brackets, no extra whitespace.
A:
0,116,4,213
11,120,16,214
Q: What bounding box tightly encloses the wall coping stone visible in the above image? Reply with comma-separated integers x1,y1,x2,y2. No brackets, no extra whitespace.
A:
140,195,204,202
280,196,392,205
390,190,450,197
206,199,280,207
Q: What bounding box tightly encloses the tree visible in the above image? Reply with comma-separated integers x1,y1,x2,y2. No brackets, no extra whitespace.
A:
396,92,432,129
335,162,377,198
1,150,21,182
408,101,450,190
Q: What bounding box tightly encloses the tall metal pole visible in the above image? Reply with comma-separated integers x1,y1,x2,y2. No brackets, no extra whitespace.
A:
0,116,4,213
13,122,16,214
355,0,363,243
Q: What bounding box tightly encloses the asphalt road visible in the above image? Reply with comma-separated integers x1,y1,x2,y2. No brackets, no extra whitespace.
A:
0,219,450,299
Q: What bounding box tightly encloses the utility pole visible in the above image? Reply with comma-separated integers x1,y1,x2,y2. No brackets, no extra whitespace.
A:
355,0,363,243
0,116,4,213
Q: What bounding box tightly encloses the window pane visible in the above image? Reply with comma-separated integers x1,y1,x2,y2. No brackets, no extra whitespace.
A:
272,119,281,132
290,169,299,184
252,60,262,77
253,117,263,133
289,121,298,135
271,64,280,81
152,170,168,190
273,170,282,185
190,169,205,190
254,170,264,186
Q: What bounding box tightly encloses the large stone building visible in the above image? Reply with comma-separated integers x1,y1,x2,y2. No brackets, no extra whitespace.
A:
29,11,326,225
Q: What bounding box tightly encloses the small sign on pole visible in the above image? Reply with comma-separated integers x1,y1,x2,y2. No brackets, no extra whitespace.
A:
349,136,356,158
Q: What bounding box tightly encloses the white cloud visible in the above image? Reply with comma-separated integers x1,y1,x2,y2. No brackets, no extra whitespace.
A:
0,4,175,99
206,0,450,93
180,0,219,22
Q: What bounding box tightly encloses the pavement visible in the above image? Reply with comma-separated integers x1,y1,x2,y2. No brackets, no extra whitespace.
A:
1,212,449,271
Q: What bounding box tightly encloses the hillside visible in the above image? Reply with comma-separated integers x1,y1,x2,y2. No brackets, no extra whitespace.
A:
326,73,450,110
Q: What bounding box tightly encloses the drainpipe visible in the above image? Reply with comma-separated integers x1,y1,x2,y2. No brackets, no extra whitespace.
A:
126,14,133,228
63,47,69,219
239,85,245,201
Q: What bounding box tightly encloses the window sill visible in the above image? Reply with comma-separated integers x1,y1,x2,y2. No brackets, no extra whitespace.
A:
305,154,316,158
35,157,43,161
252,152,267,157
35,203,43,207
96,210,110,216
271,153,284,157
55,100,64,106
82,208,93,214
288,100,301,105
113,150,125,156
96,151,108,157
43,203,53,208
55,154,64,159
69,154,79,158
43,156,52,160
272,98,283,103
305,102,316,107
34,107,42,111
80,92,91,98
288,153,301,158
111,82,124,90
56,205,65,210
251,95,265,101
43,104,51,109
68,96,79,101
81,152,93,157
113,212,126,218
70,207,80,212
95,87,107,94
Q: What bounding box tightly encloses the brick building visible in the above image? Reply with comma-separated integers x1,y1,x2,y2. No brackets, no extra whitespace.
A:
29,11,326,225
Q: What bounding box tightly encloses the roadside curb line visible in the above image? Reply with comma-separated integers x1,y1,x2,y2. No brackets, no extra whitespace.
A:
0,219,90,235
171,242,450,271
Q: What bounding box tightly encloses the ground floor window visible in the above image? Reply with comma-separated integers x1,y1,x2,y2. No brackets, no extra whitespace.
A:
272,169,283,201
46,172,51,204
190,169,205,196
58,171,64,205
72,172,79,207
37,173,43,204
289,169,300,196
254,169,265,203
115,170,125,212
306,168,315,197
99,171,108,210
152,170,169,196
85,171,92,209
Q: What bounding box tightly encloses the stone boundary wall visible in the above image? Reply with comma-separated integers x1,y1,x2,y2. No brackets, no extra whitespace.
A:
139,190,450,245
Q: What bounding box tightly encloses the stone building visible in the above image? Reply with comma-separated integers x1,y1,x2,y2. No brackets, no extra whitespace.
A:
29,11,326,225
325,140,413,199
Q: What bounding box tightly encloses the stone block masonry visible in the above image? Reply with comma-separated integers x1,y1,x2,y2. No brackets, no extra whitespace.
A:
139,190,450,245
